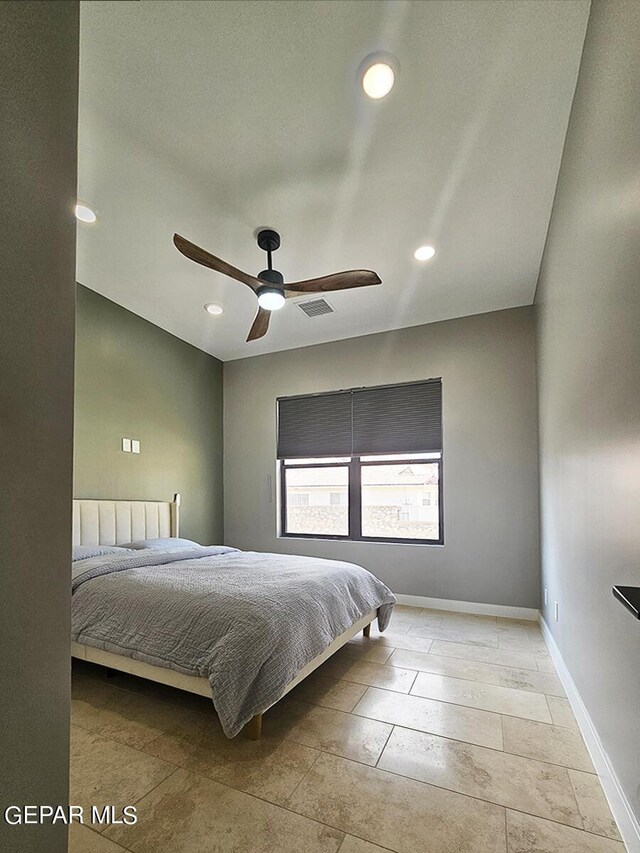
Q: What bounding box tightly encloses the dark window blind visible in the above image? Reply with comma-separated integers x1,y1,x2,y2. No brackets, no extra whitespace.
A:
277,379,442,459
277,391,352,458
352,380,442,455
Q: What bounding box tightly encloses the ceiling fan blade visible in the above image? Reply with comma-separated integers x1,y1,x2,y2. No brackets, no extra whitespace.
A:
174,234,262,292
283,270,381,293
246,306,271,342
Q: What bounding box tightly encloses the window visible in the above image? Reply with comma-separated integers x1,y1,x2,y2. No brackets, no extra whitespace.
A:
278,380,443,544
422,490,438,507
288,492,310,507
283,465,348,536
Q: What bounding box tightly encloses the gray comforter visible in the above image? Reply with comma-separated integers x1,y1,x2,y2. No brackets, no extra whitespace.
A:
71,547,395,737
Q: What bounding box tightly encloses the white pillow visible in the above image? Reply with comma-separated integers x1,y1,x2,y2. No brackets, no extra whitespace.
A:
72,545,132,562
119,537,202,550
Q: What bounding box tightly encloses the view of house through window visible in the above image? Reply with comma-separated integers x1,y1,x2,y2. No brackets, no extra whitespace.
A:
360,460,439,540
284,465,349,536
282,453,441,543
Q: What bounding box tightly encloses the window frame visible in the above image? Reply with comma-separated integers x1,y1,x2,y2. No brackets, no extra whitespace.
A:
280,455,444,545
288,492,310,507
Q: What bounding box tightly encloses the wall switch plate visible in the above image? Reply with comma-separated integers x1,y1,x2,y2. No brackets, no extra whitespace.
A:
131,439,140,454
544,588,549,606
122,438,131,452
554,601,559,622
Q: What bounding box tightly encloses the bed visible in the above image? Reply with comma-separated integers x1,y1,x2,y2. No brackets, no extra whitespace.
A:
71,494,395,739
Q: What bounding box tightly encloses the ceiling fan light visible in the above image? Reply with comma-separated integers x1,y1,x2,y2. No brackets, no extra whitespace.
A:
257,286,285,311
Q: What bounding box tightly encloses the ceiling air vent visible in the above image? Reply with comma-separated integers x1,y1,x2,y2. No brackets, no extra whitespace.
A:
297,298,334,318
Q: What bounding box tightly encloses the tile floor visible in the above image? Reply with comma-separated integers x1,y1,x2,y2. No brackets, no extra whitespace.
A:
68,606,626,852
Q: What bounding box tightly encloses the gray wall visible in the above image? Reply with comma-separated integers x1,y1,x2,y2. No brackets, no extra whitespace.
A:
0,3,79,851
224,307,540,608
74,285,224,544
536,0,640,823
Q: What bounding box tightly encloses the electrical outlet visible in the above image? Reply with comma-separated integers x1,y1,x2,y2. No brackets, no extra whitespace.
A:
122,438,131,452
554,601,559,622
544,588,549,607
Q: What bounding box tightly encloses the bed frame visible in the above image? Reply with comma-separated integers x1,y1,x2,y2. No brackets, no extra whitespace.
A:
71,494,374,740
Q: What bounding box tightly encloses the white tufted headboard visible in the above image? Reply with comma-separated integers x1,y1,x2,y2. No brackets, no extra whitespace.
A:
72,494,181,546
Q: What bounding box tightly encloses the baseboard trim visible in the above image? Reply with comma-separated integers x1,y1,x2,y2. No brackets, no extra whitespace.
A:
394,593,539,621
540,617,640,852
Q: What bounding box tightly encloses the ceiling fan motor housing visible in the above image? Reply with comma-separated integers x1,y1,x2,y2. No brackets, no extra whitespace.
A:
257,269,284,286
257,271,284,308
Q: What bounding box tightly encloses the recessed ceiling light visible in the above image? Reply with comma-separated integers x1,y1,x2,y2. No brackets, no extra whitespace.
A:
414,245,436,261
362,61,395,99
75,202,97,223
204,303,223,315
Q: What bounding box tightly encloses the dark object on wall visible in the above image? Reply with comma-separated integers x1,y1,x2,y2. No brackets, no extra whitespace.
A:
612,586,640,620
173,230,381,342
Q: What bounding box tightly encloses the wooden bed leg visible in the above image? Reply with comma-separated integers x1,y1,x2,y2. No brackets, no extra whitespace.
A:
363,622,371,638
245,714,262,740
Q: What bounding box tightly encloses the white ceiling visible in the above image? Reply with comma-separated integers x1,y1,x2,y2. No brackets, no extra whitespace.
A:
77,0,589,361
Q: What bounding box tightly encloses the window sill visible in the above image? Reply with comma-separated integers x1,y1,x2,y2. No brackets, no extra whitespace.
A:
278,534,444,548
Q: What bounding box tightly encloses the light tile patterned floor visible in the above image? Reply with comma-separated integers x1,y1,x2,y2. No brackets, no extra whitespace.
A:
68,606,626,852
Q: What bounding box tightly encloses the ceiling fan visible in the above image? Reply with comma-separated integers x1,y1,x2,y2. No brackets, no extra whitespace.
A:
173,229,382,342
